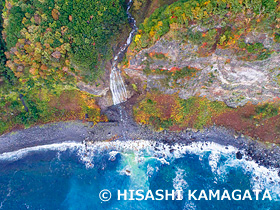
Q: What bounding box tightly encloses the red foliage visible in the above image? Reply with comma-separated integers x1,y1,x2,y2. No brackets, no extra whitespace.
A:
169,67,181,72
202,42,208,48
213,104,280,143
154,94,176,120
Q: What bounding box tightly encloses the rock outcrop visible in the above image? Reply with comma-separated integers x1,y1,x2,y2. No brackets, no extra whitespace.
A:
125,34,280,107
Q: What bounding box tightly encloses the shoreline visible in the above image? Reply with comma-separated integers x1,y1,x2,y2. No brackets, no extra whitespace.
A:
0,121,89,154
1,118,280,171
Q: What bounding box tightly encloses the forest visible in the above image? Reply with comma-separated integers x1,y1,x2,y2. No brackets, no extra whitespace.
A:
0,0,127,134
130,0,280,59
4,0,128,82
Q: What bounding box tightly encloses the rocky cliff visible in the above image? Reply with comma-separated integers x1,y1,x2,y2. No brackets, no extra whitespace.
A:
119,0,280,143
125,32,280,107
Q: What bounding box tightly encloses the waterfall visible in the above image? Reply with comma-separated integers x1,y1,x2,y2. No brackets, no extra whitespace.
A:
110,0,137,105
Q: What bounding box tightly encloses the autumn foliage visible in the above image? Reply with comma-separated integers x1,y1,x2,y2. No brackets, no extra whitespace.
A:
134,92,280,143
0,0,124,134
0,89,106,135
134,92,230,131
130,0,280,60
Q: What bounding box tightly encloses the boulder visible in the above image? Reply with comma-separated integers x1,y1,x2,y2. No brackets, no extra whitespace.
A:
236,151,243,160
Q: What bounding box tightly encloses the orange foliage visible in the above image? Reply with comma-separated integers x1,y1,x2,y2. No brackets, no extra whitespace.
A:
169,67,181,72
48,90,103,124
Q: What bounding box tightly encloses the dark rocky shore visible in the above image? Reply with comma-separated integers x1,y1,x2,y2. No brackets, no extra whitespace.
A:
1,103,280,173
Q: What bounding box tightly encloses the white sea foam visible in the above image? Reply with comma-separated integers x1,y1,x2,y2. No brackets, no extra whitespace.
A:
208,151,221,174
0,142,84,161
146,164,154,177
118,166,132,176
217,153,280,199
183,201,197,210
108,151,119,161
173,168,188,200
1,140,280,198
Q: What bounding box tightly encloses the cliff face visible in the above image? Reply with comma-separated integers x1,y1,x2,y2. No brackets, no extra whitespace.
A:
125,32,280,107
80,0,280,110
124,33,280,143
122,0,280,143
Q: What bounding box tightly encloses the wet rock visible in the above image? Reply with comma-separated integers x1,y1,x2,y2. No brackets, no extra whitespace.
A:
124,68,147,82
170,149,175,153
125,170,131,175
236,151,243,160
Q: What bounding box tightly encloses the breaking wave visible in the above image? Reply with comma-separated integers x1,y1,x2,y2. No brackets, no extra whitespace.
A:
1,140,279,200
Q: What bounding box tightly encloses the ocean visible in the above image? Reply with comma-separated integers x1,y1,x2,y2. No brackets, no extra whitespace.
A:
0,140,279,210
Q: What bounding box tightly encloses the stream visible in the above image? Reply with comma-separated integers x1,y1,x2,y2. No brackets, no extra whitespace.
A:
110,0,137,105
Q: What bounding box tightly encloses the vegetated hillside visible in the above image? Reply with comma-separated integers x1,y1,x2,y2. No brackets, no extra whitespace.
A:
134,91,280,143
3,0,128,83
127,0,280,143
131,0,179,25
0,0,129,134
130,0,280,52
0,0,16,91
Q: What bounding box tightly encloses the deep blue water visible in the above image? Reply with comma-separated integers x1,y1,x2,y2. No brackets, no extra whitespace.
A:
0,141,279,210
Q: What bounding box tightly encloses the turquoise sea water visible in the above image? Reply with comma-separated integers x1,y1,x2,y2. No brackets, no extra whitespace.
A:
0,141,279,210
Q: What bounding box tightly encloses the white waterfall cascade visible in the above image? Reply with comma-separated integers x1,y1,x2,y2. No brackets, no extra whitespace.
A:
110,66,128,105
110,0,137,105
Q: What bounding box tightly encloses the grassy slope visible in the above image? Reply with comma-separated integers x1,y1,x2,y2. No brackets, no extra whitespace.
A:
134,92,280,143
